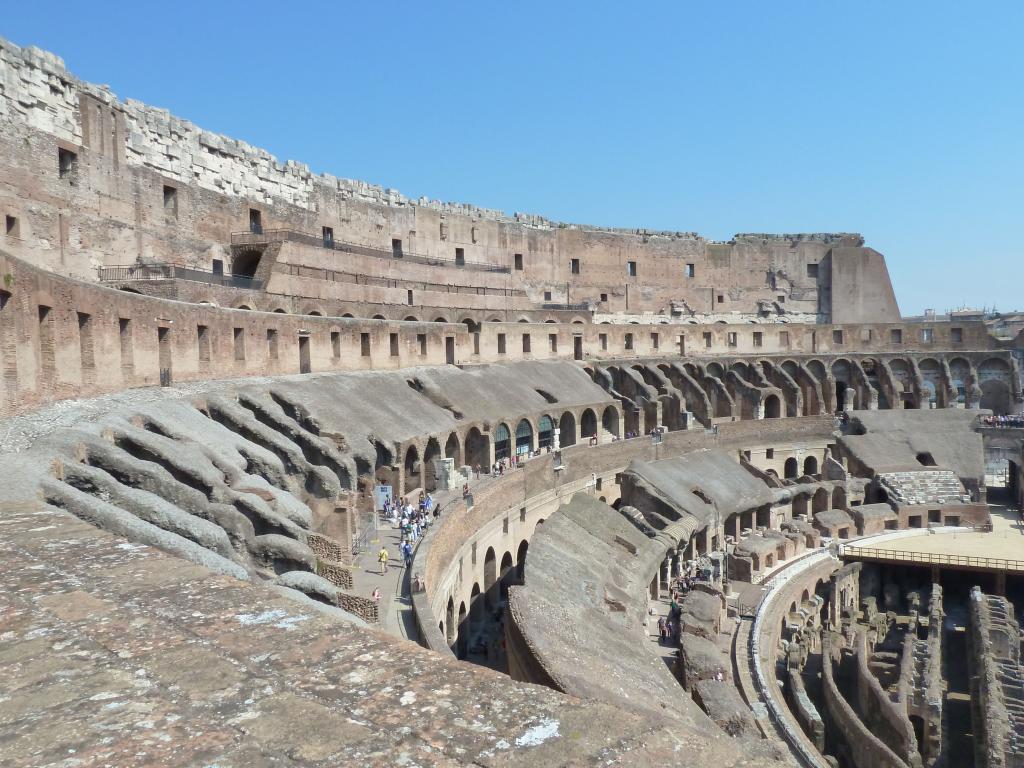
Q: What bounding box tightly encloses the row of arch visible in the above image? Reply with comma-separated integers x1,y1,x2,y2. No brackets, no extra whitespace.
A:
397,405,622,494
441,540,529,659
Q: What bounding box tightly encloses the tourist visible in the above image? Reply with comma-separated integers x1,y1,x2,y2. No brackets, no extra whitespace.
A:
377,546,389,575
372,587,381,605
403,540,413,567
657,615,666,645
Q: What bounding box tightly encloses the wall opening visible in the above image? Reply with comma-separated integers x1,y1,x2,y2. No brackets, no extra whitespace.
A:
233,327,246,361
360,332,371,357
266,328,279,360
298,335,311,374
196,324,210,363
392,238,403,258
157,326,172,386
58,147,78,179
248,208,262,234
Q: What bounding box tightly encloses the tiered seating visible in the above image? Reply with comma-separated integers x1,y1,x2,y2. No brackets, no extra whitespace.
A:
877,470,970,505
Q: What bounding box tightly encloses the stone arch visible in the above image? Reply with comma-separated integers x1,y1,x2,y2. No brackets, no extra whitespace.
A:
404,444,421,494
812,487,829,513
804,455,819,476
470,582,483,623
234,303,254,311
403,315,420,322
341,312,354,318
832,486,847,509
515,418,534,456
484,547,498,610
784,457,799,479
457,602,468,659
763,394,781,419
581,408,598,439
446,597,455,646
559,411,577,447
465,427,490,470
981,379,1012,415
444,432,462,468
433,316,449,323
602,405,620,437
538,414,555,449
494,423,512,461
793,493,809,517
516,540,529,581
272,307,288,314
500,551,515,598
423,437,441,492
372,314,386,320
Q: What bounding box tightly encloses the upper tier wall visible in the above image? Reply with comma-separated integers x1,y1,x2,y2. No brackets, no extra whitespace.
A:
0,37,898,320
0,250,1010,420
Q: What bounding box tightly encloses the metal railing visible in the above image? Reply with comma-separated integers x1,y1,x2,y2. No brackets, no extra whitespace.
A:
98,263,263,290
541,302,591,311
842,546,1024,572
232,229,512,274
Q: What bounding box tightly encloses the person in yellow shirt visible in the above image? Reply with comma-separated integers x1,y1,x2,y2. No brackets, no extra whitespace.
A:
377,546,389,575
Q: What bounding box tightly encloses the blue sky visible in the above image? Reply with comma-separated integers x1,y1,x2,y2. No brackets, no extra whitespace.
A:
5,2,1022,315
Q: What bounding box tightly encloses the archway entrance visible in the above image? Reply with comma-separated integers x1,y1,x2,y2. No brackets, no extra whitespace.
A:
494,423,511,461
581,409,597,440
465,428,489,472
538,415,554,450
764,394,781,419
602,405,620,437
559,412,577,447
515,419,533,456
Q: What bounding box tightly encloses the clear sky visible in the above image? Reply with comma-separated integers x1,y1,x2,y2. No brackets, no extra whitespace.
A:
4,2,1022,315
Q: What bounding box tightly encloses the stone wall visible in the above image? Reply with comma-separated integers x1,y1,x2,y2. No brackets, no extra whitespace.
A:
0,36,904,320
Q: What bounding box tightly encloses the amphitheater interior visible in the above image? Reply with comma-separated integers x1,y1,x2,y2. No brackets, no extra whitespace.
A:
2,37,1024,768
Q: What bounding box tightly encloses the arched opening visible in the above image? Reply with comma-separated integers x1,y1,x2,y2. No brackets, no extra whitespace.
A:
484,547,497,610
423,437,441,492
465,427,490,471
812,487,829,513
602,405,620,438
784,457,799,479
581,408,598,439
793,493,809,517
559,411,577,447
342,313,355,318
403,315,420,322
515,419,533,456
433,316,449,323
457,602,468,659
372,314,386,320
232,250,262,278
494,423,511,461
538,415,554,450
404,444,420,494
763,394,781,419
833,486,847,509
916,452,937,467
446,597,455,646
981,379,1012,415
499,551,514,599
308,310,323,317
803,456,819,476
516,540,529,581
272,307,287,314
470,583,483,624
444,432,462,468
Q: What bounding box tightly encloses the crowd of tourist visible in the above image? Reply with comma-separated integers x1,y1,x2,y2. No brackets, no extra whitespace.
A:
982,414,1024,428
376,492,437,575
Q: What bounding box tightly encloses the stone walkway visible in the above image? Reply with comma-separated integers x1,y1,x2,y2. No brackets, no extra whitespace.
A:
349,471,504,640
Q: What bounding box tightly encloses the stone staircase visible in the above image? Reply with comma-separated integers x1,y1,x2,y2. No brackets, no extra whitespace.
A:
877,470,971,506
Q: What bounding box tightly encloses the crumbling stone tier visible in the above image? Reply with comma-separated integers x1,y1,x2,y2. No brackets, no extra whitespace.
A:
1,33,1023,768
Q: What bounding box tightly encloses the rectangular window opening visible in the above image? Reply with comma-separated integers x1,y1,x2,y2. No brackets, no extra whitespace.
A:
570,258,580,275
921,328,934,343
407,289,414,305
390,332,399,357
514,253,523,271
626,261,637,278
58,147,77,179
779,331,790,348
543,291,552,301
455,247,465,266
890,328,903,344
685,263,695,278
417,333,427,355
331,331,341,359
651,332,659,350
392,238,403,258
497,333,507,354
703,332,712,349
322,226,334,247
753,331,763,348
727,331,737,347
77,312,95,370
266,328,279,360
248,208,262,234
197,324,210,363
233,327,246,361
548,333,557,353
806,263,819,279
832,329,844,345
163,185,177,217
4,215,17,237
624,333,634,351
600,293,608,303
950,327,963,343
118,317,134,372
522,333,531,353
360,332,371,357
599,332,608,351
